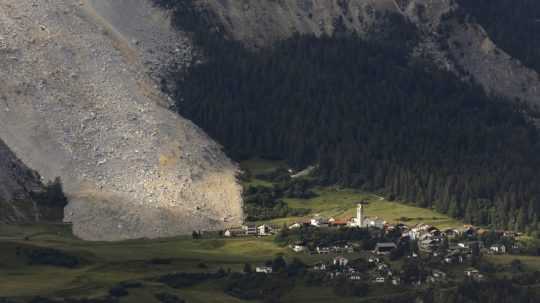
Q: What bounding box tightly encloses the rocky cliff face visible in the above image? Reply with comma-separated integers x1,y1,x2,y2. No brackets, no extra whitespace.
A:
198,0,540,106
0,140,45,223
200,0,399,47
0,0,243,240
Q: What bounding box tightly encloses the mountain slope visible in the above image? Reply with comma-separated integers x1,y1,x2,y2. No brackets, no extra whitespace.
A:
154,0,540,232
0,0,242,240
175,0,540,107
0,139,64,223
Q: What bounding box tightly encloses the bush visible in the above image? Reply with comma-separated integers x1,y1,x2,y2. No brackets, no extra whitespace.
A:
24,247,82,268
155,293,185,303
109,286,128,297
333,279,369,297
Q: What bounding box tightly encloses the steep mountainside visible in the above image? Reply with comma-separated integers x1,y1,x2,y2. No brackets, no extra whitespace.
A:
0,0,242,240
155,0,540,232
188,0,540,106
0,140,63,223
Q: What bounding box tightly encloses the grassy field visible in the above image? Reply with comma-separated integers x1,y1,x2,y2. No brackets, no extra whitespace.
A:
240,158,464,230
0,224,288,300
0,223,367,302
278,188,463,229
0,158,531,302
486,254,540,271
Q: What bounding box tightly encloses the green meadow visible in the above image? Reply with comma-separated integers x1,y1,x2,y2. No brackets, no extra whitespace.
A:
0,158,531,302
241,158,464,230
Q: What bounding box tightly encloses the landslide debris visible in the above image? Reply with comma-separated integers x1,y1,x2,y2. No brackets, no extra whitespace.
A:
0,0,243,240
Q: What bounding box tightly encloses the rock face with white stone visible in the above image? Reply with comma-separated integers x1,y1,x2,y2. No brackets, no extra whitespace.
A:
0,0,243,241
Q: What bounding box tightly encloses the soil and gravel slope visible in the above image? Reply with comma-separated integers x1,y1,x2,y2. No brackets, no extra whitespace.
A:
0,0,243,240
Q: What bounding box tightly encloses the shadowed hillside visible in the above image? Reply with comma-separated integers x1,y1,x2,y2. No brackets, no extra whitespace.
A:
0,140,66,223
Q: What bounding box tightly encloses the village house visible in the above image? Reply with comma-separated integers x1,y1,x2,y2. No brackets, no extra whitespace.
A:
443,228,460,239
428,269,447,284
490,243,507,254
291,244,306,253
333,256,349,267
257,224,272,236
348,273,362,281
461,225,477,238
408,223,433,240
458,241,484,250
243,224,258,236
255,266,273,274
329,219,348,227
313,262,327,271
223,227,245,237
288,222,302,229
374,242,397,255
419,237,442,253
364,217,386,229
464,268,484,281
316,246,331,254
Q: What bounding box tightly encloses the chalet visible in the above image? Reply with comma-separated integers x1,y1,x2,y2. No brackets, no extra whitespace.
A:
333,256,349,267
257,224,272,236
464,268,484,281
432,269,447,279
255,266,273,274
316,246,331,254
224,227,244,237
458,241,484,250
428,275,444,284
374,242,397,255
292,244,306,253
313,262,327,271
503,231,519,238
419,238,441,252
476,228,489,237
349,274,362,281
243,224,258,236
444,255,455,264
329,220,348,227
364,217,385,229
490,244,507,254
427,226,441,236
464,269,476,279
443,228,460,239
396,223,409,232
289,223,302,229
462,225,477,238
409,224,433,239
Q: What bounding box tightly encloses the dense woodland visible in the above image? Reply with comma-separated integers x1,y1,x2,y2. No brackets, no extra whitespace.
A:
457,0,540,74
154,1,540,233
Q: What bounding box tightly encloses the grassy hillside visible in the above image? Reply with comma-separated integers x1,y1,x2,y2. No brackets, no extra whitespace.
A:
241,159,463,229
